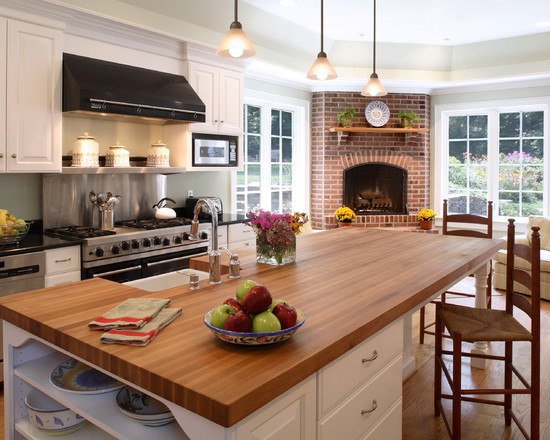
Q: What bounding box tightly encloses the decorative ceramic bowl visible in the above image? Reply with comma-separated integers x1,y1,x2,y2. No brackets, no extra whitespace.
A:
204,308,306,345
25,389,87,434
116,385,175,427
0,221,31,246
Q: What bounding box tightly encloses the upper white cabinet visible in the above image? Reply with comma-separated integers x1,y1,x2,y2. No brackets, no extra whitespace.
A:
0,17,62,173
186,62,243,135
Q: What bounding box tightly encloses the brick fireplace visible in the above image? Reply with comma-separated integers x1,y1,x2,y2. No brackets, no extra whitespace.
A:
310,92,431,229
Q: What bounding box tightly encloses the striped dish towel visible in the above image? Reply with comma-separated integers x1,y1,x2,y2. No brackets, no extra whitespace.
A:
100,308,182,346
88,298,171,330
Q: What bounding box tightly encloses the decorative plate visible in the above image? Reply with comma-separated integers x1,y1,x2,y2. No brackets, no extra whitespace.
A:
116,385,175,426
204,309,306,346
50,359,124,394
364,101,390,127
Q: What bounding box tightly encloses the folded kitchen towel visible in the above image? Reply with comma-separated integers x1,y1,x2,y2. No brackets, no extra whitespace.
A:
88,298,171,331
99,308,182,346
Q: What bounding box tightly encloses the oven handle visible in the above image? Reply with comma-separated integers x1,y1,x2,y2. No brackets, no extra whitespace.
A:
91,266,141,278
143,252,208,268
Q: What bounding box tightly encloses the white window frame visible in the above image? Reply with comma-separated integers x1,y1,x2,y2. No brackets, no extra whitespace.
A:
232,89,310,214
434,96,550,230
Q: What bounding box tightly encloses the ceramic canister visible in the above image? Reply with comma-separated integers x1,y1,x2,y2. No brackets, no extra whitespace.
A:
72,133,99,167
105,143,130,167
147,140,170,167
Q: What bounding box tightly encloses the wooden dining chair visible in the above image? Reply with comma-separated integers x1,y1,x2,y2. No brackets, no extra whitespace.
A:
419,199,494,344
434,218,541,439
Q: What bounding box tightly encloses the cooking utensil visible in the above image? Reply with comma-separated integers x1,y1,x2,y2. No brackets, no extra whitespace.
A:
153,198,177,219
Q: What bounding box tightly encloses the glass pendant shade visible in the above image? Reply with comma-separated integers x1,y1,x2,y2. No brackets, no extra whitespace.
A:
361,73,387,97
307,52,337,81
217,22,256,59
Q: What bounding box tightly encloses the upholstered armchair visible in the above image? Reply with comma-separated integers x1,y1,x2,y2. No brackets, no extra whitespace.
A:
493,215,550,301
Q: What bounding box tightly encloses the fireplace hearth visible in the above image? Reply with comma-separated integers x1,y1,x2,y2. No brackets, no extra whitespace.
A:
344,163,408,215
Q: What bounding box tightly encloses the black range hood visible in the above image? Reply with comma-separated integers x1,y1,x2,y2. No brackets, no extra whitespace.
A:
63,53,206,123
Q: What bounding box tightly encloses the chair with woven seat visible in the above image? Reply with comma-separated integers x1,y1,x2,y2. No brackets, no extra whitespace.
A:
434,218,541,439
419,199,494,344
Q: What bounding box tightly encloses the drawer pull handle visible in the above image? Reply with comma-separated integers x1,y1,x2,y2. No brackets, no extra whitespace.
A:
361,400,378,415
55,258,72,263
361,350,378,363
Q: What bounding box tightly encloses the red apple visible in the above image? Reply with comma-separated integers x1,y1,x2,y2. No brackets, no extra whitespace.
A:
241,284,273,315
223,297,244,312
224,310,252,332
272,303,298,329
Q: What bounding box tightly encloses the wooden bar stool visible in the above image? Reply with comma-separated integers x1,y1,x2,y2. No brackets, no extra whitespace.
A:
434,218,541,439
419,199,494,344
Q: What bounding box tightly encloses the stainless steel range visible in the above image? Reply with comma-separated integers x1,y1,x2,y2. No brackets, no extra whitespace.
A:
45,219,210,283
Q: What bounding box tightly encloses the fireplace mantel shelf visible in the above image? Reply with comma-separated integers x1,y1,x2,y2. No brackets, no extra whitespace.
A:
329,126,429,144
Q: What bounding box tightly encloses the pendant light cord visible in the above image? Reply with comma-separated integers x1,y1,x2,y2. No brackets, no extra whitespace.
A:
372,0,377,74
320,0,324,53
234,0,238,22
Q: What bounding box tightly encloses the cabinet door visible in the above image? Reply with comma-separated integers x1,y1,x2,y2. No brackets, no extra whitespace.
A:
0,17,6,172
188,62,218,132
218,68,243,134
6,20,62,172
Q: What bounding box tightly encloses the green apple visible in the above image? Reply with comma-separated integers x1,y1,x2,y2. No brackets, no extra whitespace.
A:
210,304,235,329
236,279,258,302
269,299,290,312
252,311,281,333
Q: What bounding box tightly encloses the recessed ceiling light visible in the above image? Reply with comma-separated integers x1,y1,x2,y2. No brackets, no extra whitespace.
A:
535,21,550,28
280,0,296,6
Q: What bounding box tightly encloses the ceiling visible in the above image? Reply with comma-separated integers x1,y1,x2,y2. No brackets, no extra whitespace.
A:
72,0,550,92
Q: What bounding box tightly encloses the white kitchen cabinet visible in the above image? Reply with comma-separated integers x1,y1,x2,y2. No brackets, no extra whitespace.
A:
186,62,243,135
0,17,62,173
228,223,255,250
45,246,81,287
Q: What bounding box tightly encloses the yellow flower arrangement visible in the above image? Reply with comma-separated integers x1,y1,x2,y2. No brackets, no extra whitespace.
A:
417,208,436,221
334,206,356,223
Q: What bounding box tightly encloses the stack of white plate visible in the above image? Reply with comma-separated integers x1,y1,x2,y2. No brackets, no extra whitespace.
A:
115,386,175,427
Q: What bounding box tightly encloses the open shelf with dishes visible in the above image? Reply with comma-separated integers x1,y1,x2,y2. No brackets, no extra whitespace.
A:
7,333,190,440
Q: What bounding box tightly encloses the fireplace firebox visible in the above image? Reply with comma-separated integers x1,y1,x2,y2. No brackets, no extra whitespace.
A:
343,163,408,215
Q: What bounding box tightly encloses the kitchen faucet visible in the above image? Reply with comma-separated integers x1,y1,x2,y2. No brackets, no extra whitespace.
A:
189,198,221,284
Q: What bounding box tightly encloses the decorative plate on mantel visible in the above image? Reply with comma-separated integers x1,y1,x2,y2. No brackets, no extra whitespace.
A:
365,101,390,127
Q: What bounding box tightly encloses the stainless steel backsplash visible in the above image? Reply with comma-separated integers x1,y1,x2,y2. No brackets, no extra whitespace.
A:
42,174,167,228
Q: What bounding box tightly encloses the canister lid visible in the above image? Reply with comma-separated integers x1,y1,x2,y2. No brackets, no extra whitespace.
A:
77,132,95,140
151,140,168,148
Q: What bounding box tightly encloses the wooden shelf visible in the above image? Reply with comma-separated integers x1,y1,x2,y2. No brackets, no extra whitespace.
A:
329,127,429,133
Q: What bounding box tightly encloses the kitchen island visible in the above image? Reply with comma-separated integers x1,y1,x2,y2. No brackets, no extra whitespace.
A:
0,227,502,439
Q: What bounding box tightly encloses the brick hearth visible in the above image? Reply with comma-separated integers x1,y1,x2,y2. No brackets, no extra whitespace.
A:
311,92,431,229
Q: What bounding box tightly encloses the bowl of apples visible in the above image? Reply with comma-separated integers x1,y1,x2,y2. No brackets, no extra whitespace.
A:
0,209,31,246
204,279,305,345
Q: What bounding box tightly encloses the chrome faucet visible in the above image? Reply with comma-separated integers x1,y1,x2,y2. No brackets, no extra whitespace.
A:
221,247,241,279
189,198,221,284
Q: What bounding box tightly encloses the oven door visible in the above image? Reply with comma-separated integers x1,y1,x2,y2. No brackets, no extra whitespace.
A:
82,260,142,283
142,247,208,278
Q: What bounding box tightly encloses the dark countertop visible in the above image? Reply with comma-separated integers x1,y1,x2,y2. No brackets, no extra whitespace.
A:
0,233,81,258
217,213,247,226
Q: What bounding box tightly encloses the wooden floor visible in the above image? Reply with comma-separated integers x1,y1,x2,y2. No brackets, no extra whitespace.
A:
403,282,550,439
0,282,548,439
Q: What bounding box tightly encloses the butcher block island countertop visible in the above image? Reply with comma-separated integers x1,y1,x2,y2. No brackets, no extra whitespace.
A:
0,228,503,439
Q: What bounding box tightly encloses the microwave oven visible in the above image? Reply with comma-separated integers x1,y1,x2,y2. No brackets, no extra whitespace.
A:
191,133,238,167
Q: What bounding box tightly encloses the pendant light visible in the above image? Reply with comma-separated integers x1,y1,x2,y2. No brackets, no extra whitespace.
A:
361,0,387,96
217,0,256,59
307,0,337,81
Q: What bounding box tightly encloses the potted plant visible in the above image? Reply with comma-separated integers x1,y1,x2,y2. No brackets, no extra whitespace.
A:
397,110,420,128
334,206,356,227
417,208,436,230
336,108,358,128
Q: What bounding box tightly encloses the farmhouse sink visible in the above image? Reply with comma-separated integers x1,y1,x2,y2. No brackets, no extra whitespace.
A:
124,269,209,292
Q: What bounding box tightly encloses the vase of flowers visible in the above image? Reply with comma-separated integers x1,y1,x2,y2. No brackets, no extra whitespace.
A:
246,210,309,266
417,208,436,230
334,206,356,227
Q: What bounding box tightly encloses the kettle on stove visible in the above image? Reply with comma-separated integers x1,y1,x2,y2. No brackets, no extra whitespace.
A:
153,198,177,219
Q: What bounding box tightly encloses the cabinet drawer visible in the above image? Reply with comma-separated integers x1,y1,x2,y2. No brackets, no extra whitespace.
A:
228,223,255,243
318,319,403,415
318,356,402,440
45,270,81,287
363,400,402,440
45,246,80,275
231,239,255,250
215,225,228,247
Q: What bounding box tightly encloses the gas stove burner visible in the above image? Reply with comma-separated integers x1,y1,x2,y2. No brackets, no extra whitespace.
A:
45,225,117,239
117,218,192,230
